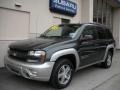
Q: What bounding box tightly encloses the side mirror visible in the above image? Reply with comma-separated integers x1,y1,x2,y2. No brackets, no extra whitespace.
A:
80,35,93,41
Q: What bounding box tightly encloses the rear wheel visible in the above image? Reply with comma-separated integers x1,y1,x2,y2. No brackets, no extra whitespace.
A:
101,51,113,68
50,58,74,89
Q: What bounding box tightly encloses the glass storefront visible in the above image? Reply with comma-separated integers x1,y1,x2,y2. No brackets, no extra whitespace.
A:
93,0,113,31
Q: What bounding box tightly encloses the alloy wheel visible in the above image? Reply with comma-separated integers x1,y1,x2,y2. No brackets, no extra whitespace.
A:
58,65,72,85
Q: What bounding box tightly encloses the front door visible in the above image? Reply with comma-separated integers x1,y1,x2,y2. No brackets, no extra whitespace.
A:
78,25,99,67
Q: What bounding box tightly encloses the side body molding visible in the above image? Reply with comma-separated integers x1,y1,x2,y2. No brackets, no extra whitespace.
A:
103,43,115,62
50,48,80,70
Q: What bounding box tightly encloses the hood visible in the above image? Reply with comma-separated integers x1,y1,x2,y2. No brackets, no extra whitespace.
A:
9,37,69,51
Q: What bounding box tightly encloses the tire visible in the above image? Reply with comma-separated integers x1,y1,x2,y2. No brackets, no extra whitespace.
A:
101,51,113,68
50,58,74,89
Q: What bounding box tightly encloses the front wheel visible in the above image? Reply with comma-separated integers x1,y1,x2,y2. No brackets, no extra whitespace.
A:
101,52,113,68
50,59,74,89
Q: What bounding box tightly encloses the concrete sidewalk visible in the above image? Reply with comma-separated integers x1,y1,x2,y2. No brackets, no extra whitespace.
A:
93,50,120,90
94,73,120,90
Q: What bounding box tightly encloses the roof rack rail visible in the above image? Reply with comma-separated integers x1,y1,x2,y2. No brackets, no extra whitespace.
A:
89,22,102,25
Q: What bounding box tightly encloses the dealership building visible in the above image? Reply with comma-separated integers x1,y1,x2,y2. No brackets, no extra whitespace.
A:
0,0,120,67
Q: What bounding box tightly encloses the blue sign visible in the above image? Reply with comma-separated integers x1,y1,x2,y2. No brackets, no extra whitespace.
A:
118,0,120,2
49,0,77,16
116,0,120,4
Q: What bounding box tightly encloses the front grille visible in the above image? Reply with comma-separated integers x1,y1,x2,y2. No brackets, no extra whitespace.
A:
8,49,28,61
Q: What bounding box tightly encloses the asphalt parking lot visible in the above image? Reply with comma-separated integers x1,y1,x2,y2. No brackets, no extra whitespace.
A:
0,50,120,90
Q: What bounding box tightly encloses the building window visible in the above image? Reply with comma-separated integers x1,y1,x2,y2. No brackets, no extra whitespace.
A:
61,18,70,24
93,0,113,31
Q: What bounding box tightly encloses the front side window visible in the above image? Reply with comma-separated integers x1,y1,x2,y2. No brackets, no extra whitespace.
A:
40,25,82,38
82,26,97,40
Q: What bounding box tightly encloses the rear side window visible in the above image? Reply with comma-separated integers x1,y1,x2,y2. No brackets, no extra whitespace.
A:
105,29,113,39
96,26,106,39
96,26,113,39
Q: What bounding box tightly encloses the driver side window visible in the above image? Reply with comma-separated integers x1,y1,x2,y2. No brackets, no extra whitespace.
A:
81,26,96,40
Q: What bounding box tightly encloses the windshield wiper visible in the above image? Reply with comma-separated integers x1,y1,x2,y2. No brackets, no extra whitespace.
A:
47,36,71,38
40,35,71,39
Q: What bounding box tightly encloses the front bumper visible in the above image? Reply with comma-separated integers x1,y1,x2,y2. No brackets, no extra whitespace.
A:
4,56,55,81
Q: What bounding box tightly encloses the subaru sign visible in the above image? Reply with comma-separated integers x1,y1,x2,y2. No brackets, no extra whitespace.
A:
49,0,77,16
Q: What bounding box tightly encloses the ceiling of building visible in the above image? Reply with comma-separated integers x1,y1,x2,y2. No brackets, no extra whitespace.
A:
107,0,120,8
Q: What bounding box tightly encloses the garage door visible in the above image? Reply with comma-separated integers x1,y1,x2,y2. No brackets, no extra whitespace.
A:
0,8,30,67
0,8,30,40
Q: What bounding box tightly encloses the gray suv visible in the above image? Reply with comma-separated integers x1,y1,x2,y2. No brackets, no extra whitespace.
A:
4,23,115,89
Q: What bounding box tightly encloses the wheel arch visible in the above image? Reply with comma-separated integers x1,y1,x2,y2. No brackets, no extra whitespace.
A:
50,48,80,71
55,54,76,70
108,48,114,56
103,44,115,62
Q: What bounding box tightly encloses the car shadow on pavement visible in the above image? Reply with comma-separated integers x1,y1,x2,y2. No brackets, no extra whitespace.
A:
0,65,102,90
0,68,57,90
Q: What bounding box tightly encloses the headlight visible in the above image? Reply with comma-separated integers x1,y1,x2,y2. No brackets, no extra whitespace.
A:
28,51,46,63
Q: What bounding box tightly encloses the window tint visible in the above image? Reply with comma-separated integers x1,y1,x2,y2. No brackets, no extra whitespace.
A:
82,26,97,40
96,27,106,39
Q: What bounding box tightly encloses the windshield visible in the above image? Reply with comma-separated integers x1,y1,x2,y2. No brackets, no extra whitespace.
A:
40,24,82,38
